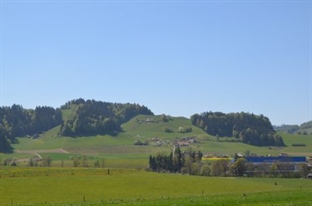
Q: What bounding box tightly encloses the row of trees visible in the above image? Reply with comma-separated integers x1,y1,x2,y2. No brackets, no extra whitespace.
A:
0,105,63,153
148,147,203,174
191,112,285,146
148,151,310,178
60,99,153,136
0,156,52,167
1,156,107,168
148,151,228,176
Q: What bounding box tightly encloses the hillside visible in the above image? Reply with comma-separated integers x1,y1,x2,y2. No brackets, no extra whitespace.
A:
59,99,153,136
298,121,312,134
1,114,311,169
122,114,211,140
13,114,211,151
0,105,62,153
0,99,153,153
1,98,310,157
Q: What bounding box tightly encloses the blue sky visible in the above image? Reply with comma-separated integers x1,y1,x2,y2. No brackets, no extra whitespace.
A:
0,0,311,125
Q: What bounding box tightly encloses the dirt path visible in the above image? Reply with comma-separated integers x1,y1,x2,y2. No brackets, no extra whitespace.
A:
16,149,69,163
15,148,69,154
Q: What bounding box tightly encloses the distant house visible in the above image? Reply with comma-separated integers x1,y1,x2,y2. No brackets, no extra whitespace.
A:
145,118,154,123
32,134,40,139
178,141,190,146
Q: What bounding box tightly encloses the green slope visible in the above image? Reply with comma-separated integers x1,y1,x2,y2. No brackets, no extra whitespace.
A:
277,132,312,155
297,120,312,134
121,114,211,140
4,115,312,169
274,120,312,135
13,115,211,154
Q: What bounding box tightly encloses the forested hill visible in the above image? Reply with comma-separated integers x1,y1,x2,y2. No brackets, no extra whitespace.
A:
0,99,153,153
0,105,63,153
59,99,153,136
0,99,290,153
191,112,284,146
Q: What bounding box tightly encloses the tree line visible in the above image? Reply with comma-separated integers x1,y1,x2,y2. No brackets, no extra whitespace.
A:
148,148,229,176
148,150,309,178
191,112,285,146
0,105,63,153
148,146,203,174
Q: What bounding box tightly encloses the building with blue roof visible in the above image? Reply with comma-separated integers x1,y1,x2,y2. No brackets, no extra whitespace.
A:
245,156,306,164
243,156,307,175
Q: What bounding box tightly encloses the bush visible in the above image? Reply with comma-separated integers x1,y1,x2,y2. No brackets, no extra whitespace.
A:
94,160,100,168
82,156,89,167
160,114,170,122
292,143,306,147
164,128,174,133
1,158,9,166
134,140,147,146
2,158,17,166
178,126,192,133
181,167,188,175
42,156,52,167
28,157,42,167
72,157,80,167
200,164,211,176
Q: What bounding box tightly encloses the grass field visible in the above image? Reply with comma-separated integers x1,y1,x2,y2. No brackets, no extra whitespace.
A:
0,133,310,169
0,167,311,206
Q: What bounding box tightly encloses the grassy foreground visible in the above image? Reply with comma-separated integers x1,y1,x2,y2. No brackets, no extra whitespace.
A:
0,167,311,206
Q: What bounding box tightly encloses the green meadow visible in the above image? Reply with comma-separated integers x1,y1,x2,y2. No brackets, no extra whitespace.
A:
0,167,311,206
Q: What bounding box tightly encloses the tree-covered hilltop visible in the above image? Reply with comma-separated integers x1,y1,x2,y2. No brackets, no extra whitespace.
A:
59,99,154,136
0,99,153,153
0,105,63,153
190,112,285,146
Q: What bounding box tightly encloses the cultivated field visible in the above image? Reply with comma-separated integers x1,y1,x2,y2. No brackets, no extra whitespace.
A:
0,167,311,206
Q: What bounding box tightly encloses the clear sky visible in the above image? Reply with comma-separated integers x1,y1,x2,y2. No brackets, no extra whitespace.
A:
0,0,311,126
